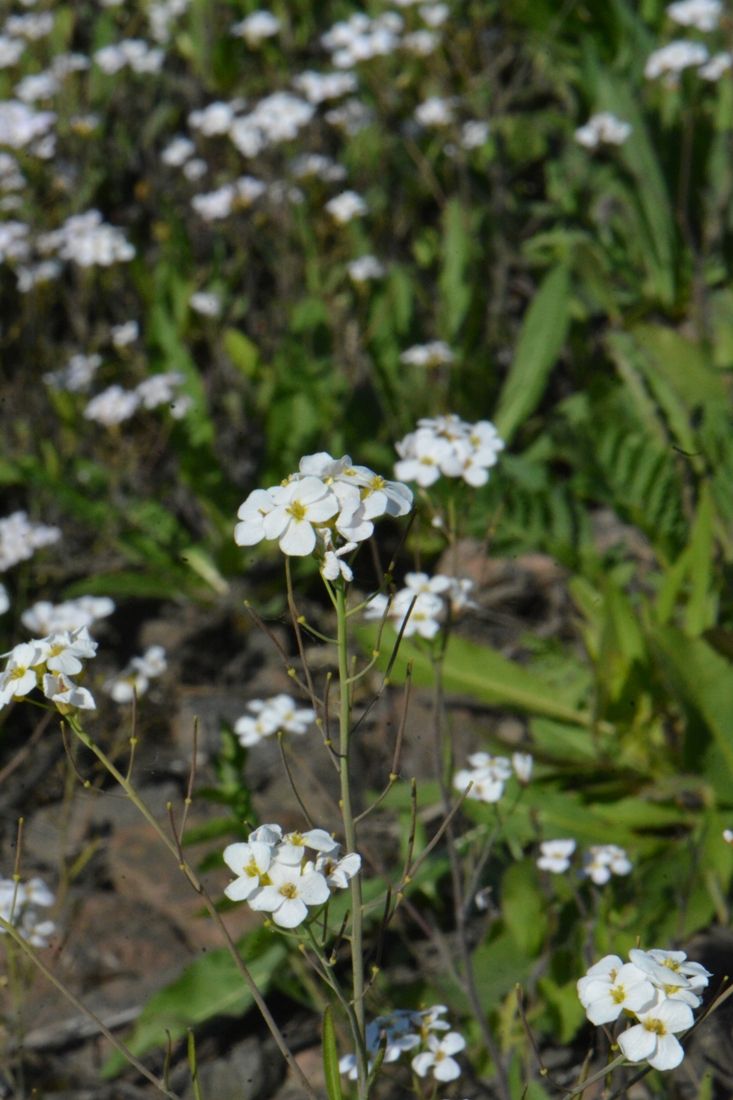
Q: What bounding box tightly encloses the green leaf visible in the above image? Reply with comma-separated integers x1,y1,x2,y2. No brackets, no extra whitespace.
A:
361,627,591,727
224,328,260,378
501,861,547,957
102,930,287,1077
494,265,570,443
651,626,733,785
322,1007,344,1100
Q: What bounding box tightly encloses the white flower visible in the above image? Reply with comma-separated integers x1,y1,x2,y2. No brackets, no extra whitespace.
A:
190,291,222,317
234,488,280,547
262,477,339,556
161,135,195,166
412,1031,465,1082
699,51,732,80
84,385,140,426
724,828,733,845
321,541,357,582
420,3,450,27
0,511,60,572
666,0,721,31
111,320,139,348
247,860,330,928
44,353,102,393
223,840,273,901
315,850,361,890
512,752,533,783
41,672,96,710
21,596,114,634
575,112,632,149
0,642,43,705
577,957,655,1025
347,255,385,282
537,838,576,873
415,96,454,127
292,70,357,105
629,948,707,1005
325,190,368,223
583,844,632,885
0,584,8,615
617,994,694,1070
395,415,504,487
41,628,97,677
400,341,454,367
231,11,281,44
461,120,490,148
645,40,709,81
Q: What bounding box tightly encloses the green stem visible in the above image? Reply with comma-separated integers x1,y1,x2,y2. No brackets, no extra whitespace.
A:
335,583,368,1099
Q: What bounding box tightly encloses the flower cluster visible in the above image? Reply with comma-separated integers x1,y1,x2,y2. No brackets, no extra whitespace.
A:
339,1005,465,1083
574,112,632,149
21,595,115,635
394,415,504,488
234,452,412,570
223,824,360,929
234,693,316,747
0,511,61,573
104,645,167,703
453,751,533,803
364,572,477,639
537,838,632,883
645,2,730,85
0,629,97,711
0,875,56,948
578,948,712,1070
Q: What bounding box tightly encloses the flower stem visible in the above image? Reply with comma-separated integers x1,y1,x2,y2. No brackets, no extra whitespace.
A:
335,582,368,1098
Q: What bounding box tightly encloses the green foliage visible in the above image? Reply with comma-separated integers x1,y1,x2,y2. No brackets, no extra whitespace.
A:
103,929,287,1076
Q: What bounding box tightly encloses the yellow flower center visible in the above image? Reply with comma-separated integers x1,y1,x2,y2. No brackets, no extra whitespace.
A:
643,1018,667,1036
279,883,298,899
287,501,307,522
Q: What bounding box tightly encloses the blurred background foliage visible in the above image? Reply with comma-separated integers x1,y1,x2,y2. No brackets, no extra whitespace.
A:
2,0,733,1090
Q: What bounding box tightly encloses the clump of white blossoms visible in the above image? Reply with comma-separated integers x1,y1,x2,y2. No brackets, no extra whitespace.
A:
39,210,135,268
223,823,360,929
231,10,281,45
400,341,454,367
582,843,632,884
234,693,316,747
537,839,632,881
453,751,533,803
578,947,712,1071
644,40,709,83
394,414,504,488
347,255,385,282
104,645,167,704
0,628,97,712
324,190,368,224
0,511,60,572
575,112,632,149
537,838,576,873
22,595,114,635
0,875,56,948
44,353,102,394
666,0,721,31
340,1005,465,1083
234,452,412,577
364,572,477,639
